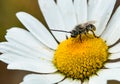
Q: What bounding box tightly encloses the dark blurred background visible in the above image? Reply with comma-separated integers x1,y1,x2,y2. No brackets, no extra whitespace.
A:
0,0,120,84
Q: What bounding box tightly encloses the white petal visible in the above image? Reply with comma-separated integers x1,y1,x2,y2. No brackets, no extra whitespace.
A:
109,53,120,59
21,75,49,84
0,52,56,73
5,28,54,59
20,80,48,84
101,6,120,45
109,42,120,53
57,0,77,31
7,58,57,73
6,28,47,50
21,73,64,84
16,12,58,49
98,69,120,81
74,0,87,24
0,42,31,58
105,62,120,68
0,53,26,64
0,53,57,73
0,42,53,61
89,75,107,84
82,80,89,84
38,0,66,41
59,78,81,84
88,0,116,36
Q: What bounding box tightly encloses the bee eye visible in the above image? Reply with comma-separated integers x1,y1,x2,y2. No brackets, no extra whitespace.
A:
71,30,78,37
73,31,78,35
75,32,79,36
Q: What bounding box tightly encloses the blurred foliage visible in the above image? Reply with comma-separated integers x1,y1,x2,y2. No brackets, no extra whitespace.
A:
0,0,46,41
0,0,46,84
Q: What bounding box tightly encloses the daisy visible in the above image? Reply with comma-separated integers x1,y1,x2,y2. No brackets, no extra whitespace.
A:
0,0,120,84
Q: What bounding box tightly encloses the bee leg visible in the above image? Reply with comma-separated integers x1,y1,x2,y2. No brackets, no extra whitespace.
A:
66,35,68,39
84,32,90,38
90,30,98,38
79,34,82,42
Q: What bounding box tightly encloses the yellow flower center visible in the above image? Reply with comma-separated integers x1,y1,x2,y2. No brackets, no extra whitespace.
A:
53,34,108,81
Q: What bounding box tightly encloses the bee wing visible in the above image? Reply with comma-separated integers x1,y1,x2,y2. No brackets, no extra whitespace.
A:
82,20,96,26
87,20,96,24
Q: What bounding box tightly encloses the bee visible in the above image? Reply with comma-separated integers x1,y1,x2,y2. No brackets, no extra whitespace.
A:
51,21,98,41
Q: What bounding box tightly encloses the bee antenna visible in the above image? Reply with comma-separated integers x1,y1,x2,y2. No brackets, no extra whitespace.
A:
50,29,71,33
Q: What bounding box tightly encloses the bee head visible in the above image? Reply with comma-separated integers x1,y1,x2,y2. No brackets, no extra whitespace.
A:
71,30,78,38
